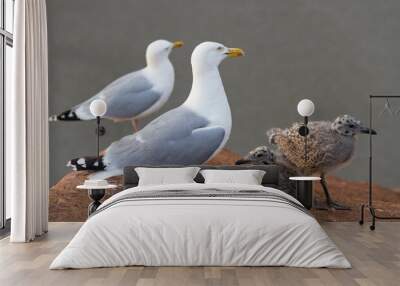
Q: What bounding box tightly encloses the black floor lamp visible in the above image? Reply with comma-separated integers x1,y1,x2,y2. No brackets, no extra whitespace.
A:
290,99,317,209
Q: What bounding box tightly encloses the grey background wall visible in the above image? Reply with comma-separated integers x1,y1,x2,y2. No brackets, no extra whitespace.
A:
48,0,400,187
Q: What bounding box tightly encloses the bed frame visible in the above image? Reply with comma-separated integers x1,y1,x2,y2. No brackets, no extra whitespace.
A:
123,165,281,189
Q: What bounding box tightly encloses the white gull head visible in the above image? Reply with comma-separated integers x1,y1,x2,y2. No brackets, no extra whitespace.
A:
145,39,183,67
190,41,244,75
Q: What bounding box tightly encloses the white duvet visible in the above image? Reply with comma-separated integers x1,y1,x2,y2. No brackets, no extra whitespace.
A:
50,183,351,269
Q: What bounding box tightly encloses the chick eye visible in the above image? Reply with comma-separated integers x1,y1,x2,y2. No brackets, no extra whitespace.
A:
217,46,224,51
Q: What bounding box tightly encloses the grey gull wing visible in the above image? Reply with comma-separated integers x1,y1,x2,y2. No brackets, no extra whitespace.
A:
73,70,160,120
103,106,226,168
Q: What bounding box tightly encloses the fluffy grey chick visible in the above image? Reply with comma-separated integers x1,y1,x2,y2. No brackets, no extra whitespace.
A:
267,115,377,210
236,146,275,165
236,146,297,197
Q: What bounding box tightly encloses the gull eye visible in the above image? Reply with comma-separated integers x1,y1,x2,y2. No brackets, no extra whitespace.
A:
349,124,355,128
217,46,224,51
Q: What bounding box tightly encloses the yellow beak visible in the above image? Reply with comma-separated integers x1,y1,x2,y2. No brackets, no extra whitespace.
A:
225,48,244,57
173,41,184,48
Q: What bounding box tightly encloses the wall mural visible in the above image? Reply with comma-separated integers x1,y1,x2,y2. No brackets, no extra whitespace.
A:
49,39,400,223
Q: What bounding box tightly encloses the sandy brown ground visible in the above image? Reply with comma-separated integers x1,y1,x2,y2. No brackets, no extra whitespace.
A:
312,176,400,221
49,149,400,222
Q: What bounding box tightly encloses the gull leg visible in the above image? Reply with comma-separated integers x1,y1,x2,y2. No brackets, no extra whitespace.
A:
131,119,139,133
320,174,351,210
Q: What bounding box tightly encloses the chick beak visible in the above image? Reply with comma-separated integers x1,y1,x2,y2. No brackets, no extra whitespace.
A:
360,127,377,135
225,48,245,57
172,41,184,48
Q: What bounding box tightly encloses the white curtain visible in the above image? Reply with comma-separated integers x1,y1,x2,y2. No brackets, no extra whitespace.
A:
8,0,49,242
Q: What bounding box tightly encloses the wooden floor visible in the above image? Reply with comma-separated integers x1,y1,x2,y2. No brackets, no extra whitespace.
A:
0,222,399,286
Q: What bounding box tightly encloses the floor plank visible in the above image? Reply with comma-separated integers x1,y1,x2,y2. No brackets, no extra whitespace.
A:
0,222,399,286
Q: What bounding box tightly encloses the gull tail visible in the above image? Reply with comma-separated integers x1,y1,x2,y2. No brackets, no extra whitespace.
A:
67,156,105,171
89,169,123,180
49,109,80,122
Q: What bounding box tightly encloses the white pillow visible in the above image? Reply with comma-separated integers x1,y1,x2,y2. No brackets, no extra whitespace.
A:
200,169,266,185
135,167,200,186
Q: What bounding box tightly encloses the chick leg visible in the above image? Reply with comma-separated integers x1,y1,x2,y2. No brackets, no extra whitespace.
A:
320,174,351,210
131,119,139,133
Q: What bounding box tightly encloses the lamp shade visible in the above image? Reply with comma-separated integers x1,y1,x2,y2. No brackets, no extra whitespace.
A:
90,99,107,117
297,99,315,117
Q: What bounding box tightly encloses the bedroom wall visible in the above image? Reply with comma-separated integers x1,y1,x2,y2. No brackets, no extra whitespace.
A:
47,0,400,188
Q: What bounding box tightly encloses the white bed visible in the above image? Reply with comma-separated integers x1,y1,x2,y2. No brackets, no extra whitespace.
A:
50,183,351,269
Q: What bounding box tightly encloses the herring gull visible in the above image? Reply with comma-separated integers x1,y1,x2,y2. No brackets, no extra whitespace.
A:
49,39,183,131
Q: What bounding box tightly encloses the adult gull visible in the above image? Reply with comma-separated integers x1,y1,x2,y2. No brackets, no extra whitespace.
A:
50,39,183,131
67,42,244,179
